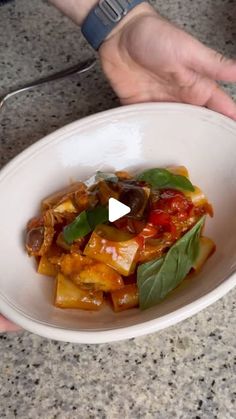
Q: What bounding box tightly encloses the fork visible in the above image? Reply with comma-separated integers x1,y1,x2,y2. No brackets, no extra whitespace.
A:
0,57,96,111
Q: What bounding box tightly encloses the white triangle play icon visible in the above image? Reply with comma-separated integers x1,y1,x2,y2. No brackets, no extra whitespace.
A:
109,198,131,222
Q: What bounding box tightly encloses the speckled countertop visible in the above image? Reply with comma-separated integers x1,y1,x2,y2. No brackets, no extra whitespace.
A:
0,1,236,418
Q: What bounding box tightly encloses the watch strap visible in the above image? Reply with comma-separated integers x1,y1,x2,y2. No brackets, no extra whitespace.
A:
82,0,147,50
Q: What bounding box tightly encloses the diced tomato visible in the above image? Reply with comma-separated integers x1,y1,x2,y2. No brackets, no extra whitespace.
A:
148,209,171,226
170,195,191,214
153,189,193,221
148,209,176,236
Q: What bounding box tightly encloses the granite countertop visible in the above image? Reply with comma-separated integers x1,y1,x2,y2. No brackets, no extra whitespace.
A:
0,1,235,418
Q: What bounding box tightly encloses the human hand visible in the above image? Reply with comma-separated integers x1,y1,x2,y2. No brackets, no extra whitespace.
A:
99,3,236,119
0,315,21,332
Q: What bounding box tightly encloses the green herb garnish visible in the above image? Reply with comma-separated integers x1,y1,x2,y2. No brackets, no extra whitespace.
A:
63,205,109,244
137,216,205,309
137,168,194,191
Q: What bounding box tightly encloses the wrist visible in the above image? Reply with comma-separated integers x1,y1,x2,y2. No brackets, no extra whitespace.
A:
82,1,156,51
104,2,155,42
49,0,98,26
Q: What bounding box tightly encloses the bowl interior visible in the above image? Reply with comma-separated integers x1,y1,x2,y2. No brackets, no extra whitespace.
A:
0,104,236,335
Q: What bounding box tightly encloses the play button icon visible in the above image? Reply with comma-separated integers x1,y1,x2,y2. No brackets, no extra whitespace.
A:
109,198,131,222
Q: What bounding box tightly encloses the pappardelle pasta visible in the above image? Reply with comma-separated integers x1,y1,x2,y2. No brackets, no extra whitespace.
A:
25,166,215,312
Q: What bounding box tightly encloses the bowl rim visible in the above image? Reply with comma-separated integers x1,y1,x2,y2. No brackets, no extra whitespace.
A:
0,272,235,343
1,102,236,343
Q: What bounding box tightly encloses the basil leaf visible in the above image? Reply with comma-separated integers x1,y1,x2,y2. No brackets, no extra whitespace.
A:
95,171,118,183
63,205,108,244
137,216,205,309
137,168,194,191
86,205,109,229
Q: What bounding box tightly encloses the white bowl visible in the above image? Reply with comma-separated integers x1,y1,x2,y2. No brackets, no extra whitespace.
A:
0,103,236,344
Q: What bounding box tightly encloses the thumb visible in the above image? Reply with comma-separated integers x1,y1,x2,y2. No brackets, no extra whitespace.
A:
206,85,236,120
0,315,21,332
189,39,236,82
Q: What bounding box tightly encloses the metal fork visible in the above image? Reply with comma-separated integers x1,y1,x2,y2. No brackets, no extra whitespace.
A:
0,57,96,110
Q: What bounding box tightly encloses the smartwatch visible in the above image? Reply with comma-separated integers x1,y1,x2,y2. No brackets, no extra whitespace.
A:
82,0,148,50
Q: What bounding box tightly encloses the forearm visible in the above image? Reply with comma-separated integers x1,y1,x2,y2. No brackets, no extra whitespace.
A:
49,0,98,25
49,0,155,40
